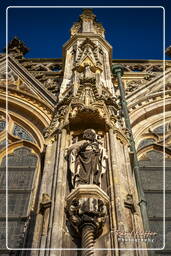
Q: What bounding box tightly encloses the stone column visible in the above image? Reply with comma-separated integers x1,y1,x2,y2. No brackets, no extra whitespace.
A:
50,128,68,255
81,225,95,256
31,140,58,256
45,132,62,251
109,129,133,256
106,131,119,255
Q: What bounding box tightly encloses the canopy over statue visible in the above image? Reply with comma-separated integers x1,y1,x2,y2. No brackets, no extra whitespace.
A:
66,129,107,188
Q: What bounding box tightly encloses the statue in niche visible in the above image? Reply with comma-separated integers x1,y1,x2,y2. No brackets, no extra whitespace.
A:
66,129,107,188
79,64,96,84
83,64,95,79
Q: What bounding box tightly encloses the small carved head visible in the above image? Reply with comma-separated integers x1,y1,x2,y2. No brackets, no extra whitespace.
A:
126,194,133,203
42,193,51,203
83,129,96,141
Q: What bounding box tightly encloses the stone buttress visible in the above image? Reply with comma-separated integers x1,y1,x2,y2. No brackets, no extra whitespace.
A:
31,9,149,256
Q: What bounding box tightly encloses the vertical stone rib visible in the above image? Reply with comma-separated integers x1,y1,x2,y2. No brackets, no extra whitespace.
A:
82,225,95,256
46,133,61,252
50,128,67,255
31,141,57,256
106,131,118,251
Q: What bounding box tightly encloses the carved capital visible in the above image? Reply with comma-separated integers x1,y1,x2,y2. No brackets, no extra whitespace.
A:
65,185,109,238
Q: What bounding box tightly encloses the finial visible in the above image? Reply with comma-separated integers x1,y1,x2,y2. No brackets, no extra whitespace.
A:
80,8,96,21
4,37,29,58
166,46,171,58
70,9,105,38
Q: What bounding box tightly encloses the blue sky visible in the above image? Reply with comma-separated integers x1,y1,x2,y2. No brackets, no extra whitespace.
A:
1,0,171,60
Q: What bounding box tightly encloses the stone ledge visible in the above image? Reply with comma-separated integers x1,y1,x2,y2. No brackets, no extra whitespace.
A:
66,184,109,204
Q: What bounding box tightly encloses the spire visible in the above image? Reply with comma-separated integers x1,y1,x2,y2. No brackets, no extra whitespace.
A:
70,9,105,38
59,8,113,101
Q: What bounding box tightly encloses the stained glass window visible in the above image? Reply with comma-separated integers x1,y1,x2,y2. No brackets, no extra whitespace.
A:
0,120,6,132
0,147,38,249
139,150,171,249
13,124,35,143
137,138,155,150
0,140,6,151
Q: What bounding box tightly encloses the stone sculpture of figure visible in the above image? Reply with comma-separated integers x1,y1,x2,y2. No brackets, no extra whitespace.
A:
83,64,95,80
66,129,107,188
39,193,51,235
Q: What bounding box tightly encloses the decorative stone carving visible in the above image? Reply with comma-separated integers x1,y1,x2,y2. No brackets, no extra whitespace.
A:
71,22,81,36
43,103,70,138
124,194,136,213
44,78,56,88
126,80,143,93
83,64,96,79
65,184,109,252
66,196,107,237
66,129,107,188
80,38,97,51
94,22,105,37
0,68,19,84
5,37,29,58
18,59,62,96
79,64,96,84
39,193,51,235
70,9,105,38
69,103,84,119
115,62,167,95
166,45,171,57
22,62,62,72
40,193,51,211
144,72,157,81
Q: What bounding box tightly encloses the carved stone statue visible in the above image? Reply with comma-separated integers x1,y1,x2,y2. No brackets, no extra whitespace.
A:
83,64,95,80
66,129,107,188
39,193,51,235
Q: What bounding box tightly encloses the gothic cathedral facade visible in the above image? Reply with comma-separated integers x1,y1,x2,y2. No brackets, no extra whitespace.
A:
0,8,171,256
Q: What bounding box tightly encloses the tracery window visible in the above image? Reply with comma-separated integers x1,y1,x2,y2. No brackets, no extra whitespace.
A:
13,124,35,143
0,113,40,250
0,147,38,249
0,120,6,132
138,129,171,250
0,140,6,151
0,117,7,156
137,138,156,150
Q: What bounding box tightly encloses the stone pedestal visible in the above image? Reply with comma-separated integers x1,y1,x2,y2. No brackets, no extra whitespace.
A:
65,185,109,254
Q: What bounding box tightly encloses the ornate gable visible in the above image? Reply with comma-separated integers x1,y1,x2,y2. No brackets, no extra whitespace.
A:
0,54,56,107
19,58,63,97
